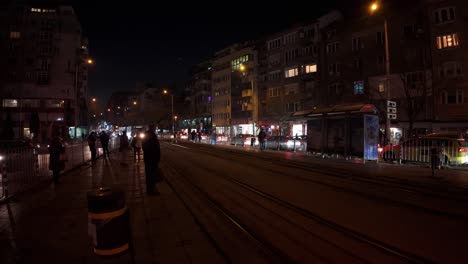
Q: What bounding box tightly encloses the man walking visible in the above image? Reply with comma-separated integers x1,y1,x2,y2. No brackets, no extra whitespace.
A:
142,124,161,195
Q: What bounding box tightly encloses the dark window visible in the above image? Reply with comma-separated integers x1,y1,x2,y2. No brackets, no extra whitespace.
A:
447,93,456,104
434,12,440,24
441,9,448,21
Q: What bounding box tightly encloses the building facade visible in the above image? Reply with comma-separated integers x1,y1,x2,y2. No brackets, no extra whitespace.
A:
0,2,89,141
183,61,212,134
424,0,468,132
211,42,258,137
256,11,342,137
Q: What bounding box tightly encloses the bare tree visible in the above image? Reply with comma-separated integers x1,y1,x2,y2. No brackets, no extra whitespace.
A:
399,71,428,137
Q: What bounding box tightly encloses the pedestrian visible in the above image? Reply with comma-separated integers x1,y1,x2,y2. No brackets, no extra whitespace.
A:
119,131,130,166
88,131,97,161
258,128,266,150
49,127,65,184
100,131,110,158
132,133,142,161
142,124,161,195
191,130,196,142
198,131,202,143
211,131,217,145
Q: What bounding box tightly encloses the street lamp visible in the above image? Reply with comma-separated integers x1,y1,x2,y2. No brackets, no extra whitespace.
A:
370,1,391,145
74,57,94,139
163,89,175,142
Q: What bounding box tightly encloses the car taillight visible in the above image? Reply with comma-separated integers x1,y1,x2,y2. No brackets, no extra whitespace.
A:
459,148,467,153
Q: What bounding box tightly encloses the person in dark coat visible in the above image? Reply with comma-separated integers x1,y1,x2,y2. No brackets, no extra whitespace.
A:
88,131,97,161
100,131,110,158
49,129,65,184
142,124,161,195
191,130,196,142
258,128,266,150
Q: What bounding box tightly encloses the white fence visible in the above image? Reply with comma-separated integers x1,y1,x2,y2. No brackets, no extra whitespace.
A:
0,138,119,201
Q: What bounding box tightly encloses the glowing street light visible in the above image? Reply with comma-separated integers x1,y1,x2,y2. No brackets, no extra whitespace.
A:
370,2,378,12
133,101,137,105
87,59,94,64
107,108,111,112
92,98,96,102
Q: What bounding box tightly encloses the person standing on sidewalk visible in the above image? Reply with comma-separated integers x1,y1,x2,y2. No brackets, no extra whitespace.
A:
132,133,142,161
100,131,110,158
49,127,65,184
258,128,266,150
88,131,97,161
119,131,130,166
142,124,161,195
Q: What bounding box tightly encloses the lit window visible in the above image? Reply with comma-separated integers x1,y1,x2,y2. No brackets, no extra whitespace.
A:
354,80,364,95
10,31,20,39
378,83,385,93
436,33,459,49
2,99,18,107
285,67,299,78
305,64,317,73
31,8,41,12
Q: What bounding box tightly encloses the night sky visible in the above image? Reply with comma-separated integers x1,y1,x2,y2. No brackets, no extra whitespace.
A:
71,0,368,108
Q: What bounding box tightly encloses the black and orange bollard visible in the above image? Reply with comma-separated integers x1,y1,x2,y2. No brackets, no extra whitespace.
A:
87,187,134,261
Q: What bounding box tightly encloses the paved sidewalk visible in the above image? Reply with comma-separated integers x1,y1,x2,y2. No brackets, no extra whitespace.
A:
0,152,224,264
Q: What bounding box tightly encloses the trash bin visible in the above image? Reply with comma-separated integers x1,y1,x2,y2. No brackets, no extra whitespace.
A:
87,187,130,257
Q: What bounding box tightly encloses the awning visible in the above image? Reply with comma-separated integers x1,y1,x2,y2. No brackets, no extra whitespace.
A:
292,104,378,117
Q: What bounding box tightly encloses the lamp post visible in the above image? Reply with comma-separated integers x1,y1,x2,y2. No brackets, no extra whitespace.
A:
371,1,391,145
163,90,175,142
74,58,94,140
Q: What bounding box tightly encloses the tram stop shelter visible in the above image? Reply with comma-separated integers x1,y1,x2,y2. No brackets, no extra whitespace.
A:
293,104,379,161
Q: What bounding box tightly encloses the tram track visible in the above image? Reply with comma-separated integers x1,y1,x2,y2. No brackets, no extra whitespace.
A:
162,145,433,263
185,143,468,222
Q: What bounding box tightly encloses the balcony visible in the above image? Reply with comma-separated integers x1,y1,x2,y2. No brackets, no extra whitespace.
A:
242,103,253,111
242,89,253,97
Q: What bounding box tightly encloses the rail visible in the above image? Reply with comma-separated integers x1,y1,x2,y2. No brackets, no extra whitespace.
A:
0,137,119,202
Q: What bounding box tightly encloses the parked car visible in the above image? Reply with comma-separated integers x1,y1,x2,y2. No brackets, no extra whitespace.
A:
230,134,258,146
380,136,468,165
264,136,302,151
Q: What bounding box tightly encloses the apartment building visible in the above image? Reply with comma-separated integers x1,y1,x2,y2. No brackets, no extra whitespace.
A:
258,11,342,137
319,3,433,143
424,0,468,132
0,2,90,141
211,41,257,137
183,61,212,133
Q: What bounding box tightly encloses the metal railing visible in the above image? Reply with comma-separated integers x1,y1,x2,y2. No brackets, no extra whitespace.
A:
381,137,468,167
1,137,119,201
